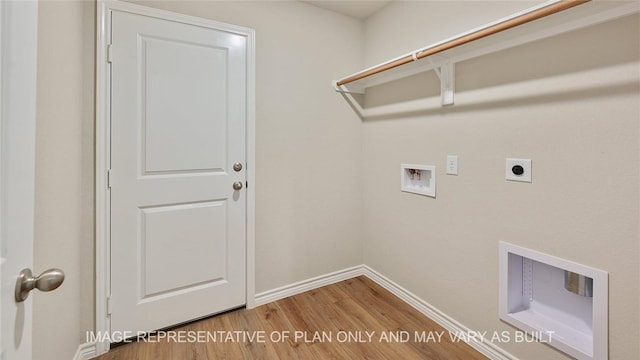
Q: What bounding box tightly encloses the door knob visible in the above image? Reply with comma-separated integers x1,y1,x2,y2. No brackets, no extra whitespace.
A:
15,268,65,302
233,162,243,172
233,181,243,190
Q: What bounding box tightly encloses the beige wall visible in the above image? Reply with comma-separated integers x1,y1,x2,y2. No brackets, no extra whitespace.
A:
32,1,640,359
362,2,639,360
364,1,543,66
34,1,95,359
33,1,363,359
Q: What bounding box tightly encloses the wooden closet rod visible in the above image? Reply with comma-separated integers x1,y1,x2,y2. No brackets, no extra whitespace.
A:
336,0,591,87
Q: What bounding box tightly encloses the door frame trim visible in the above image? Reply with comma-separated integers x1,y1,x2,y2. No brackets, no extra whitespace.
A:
95,1,255,355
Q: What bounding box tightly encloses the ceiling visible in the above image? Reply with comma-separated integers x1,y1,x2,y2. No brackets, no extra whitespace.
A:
300,0,393,20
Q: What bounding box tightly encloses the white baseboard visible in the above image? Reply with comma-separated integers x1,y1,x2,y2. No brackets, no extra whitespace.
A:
253,264,365,307
73,342,97,360
361,265,518,360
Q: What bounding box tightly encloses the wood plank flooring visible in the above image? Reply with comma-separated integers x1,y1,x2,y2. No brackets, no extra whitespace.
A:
95,276,487,359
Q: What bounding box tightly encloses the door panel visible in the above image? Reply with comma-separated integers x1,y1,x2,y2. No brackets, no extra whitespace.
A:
0,2,38,359
142,36,228,174
141,201,228,298
110,10,246,334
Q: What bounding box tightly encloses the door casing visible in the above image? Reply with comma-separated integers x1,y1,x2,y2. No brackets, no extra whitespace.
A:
95,1,255,355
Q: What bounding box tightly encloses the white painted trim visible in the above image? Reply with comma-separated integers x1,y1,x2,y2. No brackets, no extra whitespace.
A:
361,266,518,360
72,342,97,360
0,3,4,355
103,0,253,36
253,265,366,307
94,0,110,355
95,0,256,355
244,18,256,311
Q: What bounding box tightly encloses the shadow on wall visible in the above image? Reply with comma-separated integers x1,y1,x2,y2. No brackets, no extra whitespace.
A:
360,14,640,119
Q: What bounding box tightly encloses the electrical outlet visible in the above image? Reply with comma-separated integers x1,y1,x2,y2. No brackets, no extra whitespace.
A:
506,158,532,183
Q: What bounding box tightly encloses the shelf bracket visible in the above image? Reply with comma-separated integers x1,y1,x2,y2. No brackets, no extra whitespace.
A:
433,61,455,106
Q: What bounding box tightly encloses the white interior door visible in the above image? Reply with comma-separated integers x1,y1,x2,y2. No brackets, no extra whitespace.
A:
0,2,38,359
109,9,248,334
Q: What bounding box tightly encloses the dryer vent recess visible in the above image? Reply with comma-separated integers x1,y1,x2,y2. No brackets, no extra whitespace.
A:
499,242,608,360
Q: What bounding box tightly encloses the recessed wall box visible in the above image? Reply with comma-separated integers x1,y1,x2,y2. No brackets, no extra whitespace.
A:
401,164,435,197
499,242,608,360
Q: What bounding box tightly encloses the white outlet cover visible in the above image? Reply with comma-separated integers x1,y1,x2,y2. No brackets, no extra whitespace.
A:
506,158,532,183
446,155,458,175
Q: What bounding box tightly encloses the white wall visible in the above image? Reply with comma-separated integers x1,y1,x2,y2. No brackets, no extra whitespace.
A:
33,1,363,359
362,2,639,360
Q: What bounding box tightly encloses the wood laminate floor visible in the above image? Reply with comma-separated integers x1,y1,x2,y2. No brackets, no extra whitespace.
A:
95,276,488,359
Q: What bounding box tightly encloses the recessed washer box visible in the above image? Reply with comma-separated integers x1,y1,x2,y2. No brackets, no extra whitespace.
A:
499,242,608,360
401,164,435,197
